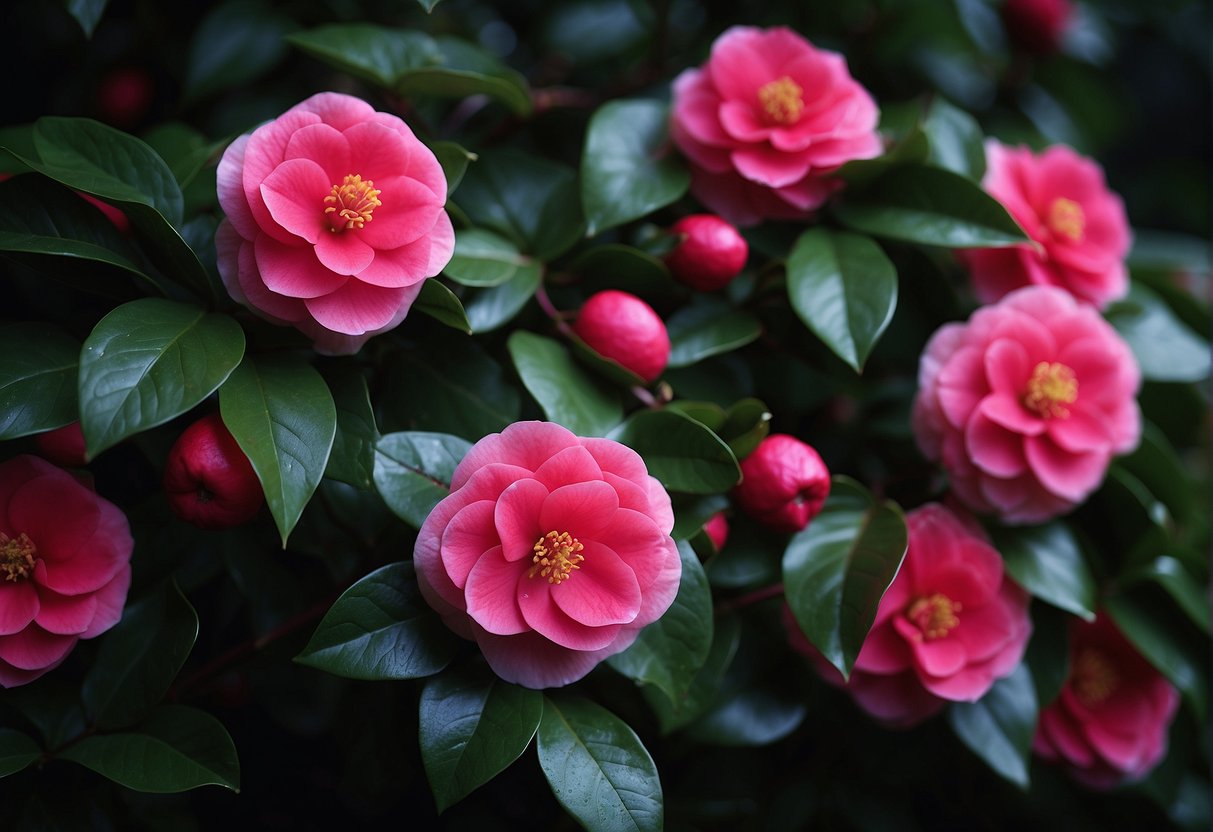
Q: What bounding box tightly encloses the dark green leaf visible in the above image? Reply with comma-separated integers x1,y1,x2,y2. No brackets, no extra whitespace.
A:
568,330,648,388
686,684,807,747
665,299,762,368
184,1,292,102
1117,422,1196,525
373,431,470,529
443,229,525,287
787,228,898,372
538,695,663,832
219,355,336,545
643,615,741,734
610,409,740,494
573,244,683,306
947,664,1036,789
463,262,541,333
416,0,442,12
79,298,245,457
581,99,689,235
287,24,440,88
1106,282,1210,383
782,477,908,679
321,367,378,490
429,140,475,198
385,342,520,441
63,0,109,37
670,493,729,542
507,331,622,436
715,397,771,460
0,729,41,778
994,522,1097,621
60,705,239,793
922,97,987,180
419,664,543,812
415,278,473,333
1025,603,1071,707
1106,592,1208,721
142,123,217,188
296,562,458,679
1121,557,1211,635
0,324,79,440
837,128,930,186
398,36,532,116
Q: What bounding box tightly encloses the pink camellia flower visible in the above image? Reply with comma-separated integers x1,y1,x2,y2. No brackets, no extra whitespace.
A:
913,285,1140,524
0,455,133,688
961,142,1131,309
669,26,882,226
1034,613,1179,789
414,421,681,688
788,503,1031,727
215,92,455,355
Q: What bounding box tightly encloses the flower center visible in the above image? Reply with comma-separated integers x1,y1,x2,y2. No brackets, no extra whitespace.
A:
1072,648,1119,707
1046,197,1085,243
906,593,962,640
528,531,585,585
757,76,804,125
1022,361,1079,419
324,173,381,231
0,531,36,582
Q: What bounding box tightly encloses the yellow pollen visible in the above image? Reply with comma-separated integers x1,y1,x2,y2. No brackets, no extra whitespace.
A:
1046,197,1085,243
1023,361,1079,420
758,76,804,125
528,531,585,585
0,532,36,582
324,173,381,231
1072,648,1119,707
907,593,962,640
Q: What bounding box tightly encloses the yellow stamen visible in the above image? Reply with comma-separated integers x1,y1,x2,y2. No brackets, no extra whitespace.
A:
324,174,381,231
1072,648,1119,707
906,593,962,640
757,76,804,125
528,531,585,585
1046,197,1085,243
0,532,36,582
1023,361,1079,420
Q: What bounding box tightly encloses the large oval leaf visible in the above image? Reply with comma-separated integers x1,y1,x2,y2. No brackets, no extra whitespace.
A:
609,409,740,494
0,324,79,440
1106,282,1210,383
947,663,1037,789
1106,591,1209,722
79,298,245,458
373,431,470,529
782,477,908,679
415,278,473,334
443,228,526,287
0,729,41,778
463,262,542,333
320,365,378,490
507,331,623,436
993,522,1097,621
665,299,763,369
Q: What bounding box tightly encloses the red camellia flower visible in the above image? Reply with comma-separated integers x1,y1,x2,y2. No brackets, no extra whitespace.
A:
163,413,264,529
665,214,749,291
913,285,1140,524
1002,0,1074,54
0,456,133,688
414,421,681,689
573,290,670,383
703,512,729,551
215,92,455,355
732,434,830,533
961,142,1131,309
789,503,1032,727
669,26,882,226
1034,613,1179,789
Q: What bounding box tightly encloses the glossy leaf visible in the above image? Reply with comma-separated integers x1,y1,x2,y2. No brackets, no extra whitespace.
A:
385,342,520,441
1106,591,1209,721
296,562,458,680
287,24,440,87
1025,603,1071,707
573,244,683,306
507,330,622,436
183,0,292,102
948,664,1036,789
0,729,41,778
79,298,245,458
415,278,473,334
686,683,807,747
994,522,1097,621
321,366,378,490
419,664,543,812
922,97,986,180
666,299,762,369
429,140,475,197
787,228,898,372
444,229,525,287
219,355,336,545
0,324,79,440
537,695,663,832
782,477,909,679
64,0,109,37
837,128,930,186
463,262,541,333
643,615,741,734
1121,556,1211,634
610,409,740,494
373,431,470,529
398,36,532,116
1106,282,1210,383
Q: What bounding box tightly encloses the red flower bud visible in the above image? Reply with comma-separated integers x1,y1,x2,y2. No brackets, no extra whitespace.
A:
573,290,670,383
1001,0,1074,55
33,422,88,468
733,434,830,533
164,413,263,529
665,214,749,291
703,511,729,551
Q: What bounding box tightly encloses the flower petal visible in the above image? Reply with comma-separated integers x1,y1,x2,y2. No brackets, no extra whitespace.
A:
440,500,499,590
517,580,622,651
464,546,529,635
260,158,330,243
254,234,349,299
0,581,39,636
550,542,641,628
539,480,619,540
313,227,376,275
494,479,548,563
33,587,98,635
303,278,410,335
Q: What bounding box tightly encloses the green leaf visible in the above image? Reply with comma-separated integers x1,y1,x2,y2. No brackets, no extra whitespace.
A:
385,341,520,441
947,664,1036,789
429,140,475,198
1106,282,1210,383
610,409,740,494
507,331,623,436
321,366,378,490
833,165,1030,248
537,696,663,832
219,355,336,545
63,0,109,37
782,476,908,679
419,664,543,812
184,1,292,102
643,615,741,734
0,324,79,440
921,97,987,180
573,244,683,306
665,299,762,369
287,24,440,87
1025,603,1071,707
715,397,771,460
1106,592,1209,722
994,522,1097,621
142,123,216,188
0,729,41,778
787,228,898,372
580,99,689,236
463,262,542,333
1121,557,1211,635
416,0,442,11
443,228,526,287
415,278,473,334
81,583,198,730
836,127,930,186
78,298,245,458
60,705,239,793
398,36,532,116
686,684,807,747
607,542,712,701
296,562,458,680
373,431,470,529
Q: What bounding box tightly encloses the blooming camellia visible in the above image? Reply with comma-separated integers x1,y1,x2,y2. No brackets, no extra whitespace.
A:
789,503,1031,727
0,456,133,688
913,285,1140,524
670,26,882,226
1034,613,1179,789
961,142,1131,309
216,92,455,355
414,421,681,688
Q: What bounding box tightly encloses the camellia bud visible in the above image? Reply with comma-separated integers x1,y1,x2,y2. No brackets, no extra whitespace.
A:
1001,0,1074,55
665,214,749,292
572,290,670,383
33,422,88,468
704,512,729,551
164,413,264,529
733,434,830,533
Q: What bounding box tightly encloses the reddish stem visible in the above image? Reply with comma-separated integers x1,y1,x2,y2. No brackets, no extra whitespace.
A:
714,582,785,616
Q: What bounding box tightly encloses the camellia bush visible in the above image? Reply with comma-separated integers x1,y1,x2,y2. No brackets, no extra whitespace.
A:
1,0,1209,829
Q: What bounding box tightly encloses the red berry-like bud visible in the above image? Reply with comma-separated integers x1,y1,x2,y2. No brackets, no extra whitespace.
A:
1001,0,1073,54
733,434,831,533
164,413,264,529
665,214,749,292
704,511,729,551
97,68,153,128
573,290,670,383
34,422,88,467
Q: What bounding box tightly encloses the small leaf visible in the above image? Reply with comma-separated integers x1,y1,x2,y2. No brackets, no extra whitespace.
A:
1121,557,1211,635
1106,592,1209,721
610,409,740,494
787,228,898,372
419,664,543,812
507,331,622,436
429,140,475,198
537,695,663,832
782,477,908,679
947,664,1037,789
1106,282,1210,383
373,431,471,529
921,97,987,180
0,729,41,778
643,615,741,734
463,262,541,333
321,366,378,490
416,0,442,12
63,0,109,37
573,244,682,305
994,522,1097,621
665,299,762,369
443,229,525,287
415,278,473,333
0,324,79,440
219,355,336,545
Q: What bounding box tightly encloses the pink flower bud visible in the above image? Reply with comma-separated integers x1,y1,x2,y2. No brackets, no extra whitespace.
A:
573,290,670,383
164,413,264,529
732,434,830,533
665,215,748,291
